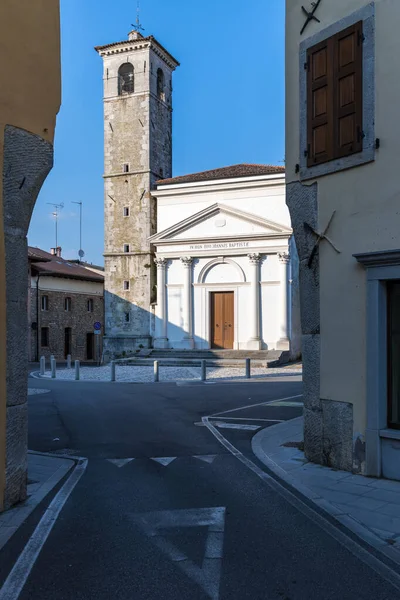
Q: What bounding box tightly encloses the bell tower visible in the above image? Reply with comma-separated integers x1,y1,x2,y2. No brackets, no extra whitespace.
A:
96,31,179,356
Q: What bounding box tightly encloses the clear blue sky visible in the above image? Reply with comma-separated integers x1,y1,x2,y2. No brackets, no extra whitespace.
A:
28,0,285,265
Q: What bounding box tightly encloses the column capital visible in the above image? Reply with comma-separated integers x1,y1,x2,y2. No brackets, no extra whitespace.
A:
278,252,290,264
180,256,193,267
248,253,261,265
154,257,168,269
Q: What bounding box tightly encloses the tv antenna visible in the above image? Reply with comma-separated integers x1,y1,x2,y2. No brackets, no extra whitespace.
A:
47,202,64,248
72,201,84,261
131,0,144,32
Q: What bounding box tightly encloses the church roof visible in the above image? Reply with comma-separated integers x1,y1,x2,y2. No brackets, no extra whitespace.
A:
156,164,285,186
94,35,179,66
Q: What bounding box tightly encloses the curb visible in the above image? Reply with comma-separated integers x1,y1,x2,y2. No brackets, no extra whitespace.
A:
252,422,400,568
0,451,80,552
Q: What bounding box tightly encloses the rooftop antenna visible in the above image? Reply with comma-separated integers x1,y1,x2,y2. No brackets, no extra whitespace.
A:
131,0,144,32
47,202,64,248
72,201,84,261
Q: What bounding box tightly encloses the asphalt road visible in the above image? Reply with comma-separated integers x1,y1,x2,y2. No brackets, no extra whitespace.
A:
1,376,399,599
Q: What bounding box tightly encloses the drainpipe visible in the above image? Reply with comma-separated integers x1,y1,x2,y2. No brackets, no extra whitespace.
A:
36,273,40,362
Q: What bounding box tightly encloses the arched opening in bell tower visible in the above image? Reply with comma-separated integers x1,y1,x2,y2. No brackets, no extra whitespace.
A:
118,63,134,95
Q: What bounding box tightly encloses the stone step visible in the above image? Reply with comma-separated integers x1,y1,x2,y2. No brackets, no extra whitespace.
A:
146,349,281,360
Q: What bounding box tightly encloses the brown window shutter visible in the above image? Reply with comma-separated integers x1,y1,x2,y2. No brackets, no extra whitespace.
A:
306,39,334,167
332,21,363,158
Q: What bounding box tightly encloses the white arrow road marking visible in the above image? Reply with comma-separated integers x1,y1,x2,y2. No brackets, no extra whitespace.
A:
107,458,135,468
193,455,217,464
150,457,177,466
211,422,261,431
134,507,226,600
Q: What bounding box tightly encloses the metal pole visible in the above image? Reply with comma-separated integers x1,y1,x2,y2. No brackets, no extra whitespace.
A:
154,360,159,382
245,358,251,379
40,356,45,376
51,358,56,379
201,360,206,381
75,360,80,381
111,361,116,382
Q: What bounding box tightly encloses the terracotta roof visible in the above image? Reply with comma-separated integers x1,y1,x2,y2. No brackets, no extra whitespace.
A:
156,164,285,186
94,35,180,66
28,247,104,283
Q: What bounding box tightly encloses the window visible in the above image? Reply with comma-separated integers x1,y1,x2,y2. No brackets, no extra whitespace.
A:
64,297,71,312
306,21,363,167
157,68,165,101
125,312,130,323
118,63,134,95
41,327,49,347
123,207,130,217
123,163,129,173
124,244,130,253
123,281,130,291
41,295,49,311
388,282,400,429
87,299,94,313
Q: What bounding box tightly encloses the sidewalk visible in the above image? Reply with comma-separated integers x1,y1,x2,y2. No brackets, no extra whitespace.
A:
0,451,75,550
252,417,400,566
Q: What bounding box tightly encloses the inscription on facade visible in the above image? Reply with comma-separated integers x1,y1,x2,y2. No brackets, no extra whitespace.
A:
189,242,250,251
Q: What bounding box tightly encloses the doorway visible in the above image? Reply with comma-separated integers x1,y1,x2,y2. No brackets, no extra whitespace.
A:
86,332,94,360
64,327,72,359
210,291,234,349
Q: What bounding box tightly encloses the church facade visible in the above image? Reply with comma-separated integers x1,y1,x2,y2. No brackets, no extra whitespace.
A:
96,30,300,358
151,165,300,354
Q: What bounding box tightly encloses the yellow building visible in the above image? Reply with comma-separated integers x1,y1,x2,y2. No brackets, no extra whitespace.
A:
0,1,61,510
286,0,400,479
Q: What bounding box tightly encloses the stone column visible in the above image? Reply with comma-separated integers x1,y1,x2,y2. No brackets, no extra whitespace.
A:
180,257,195,349
154,257,168,349
247,253,262,350
277,252,290,350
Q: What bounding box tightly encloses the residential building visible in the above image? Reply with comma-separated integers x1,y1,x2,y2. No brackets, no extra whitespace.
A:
286,1,400,478
28,247,104,363
0,1,61,510
150,164,301,356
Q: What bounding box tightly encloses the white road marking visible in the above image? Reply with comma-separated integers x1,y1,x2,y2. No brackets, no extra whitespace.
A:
107,458,135,468
211,417,283,423
211,422,260,431
201,415,400,594
209,394,303,418
0,459,87,600
150,457,176,466
134,507,225,600
194,455,217,464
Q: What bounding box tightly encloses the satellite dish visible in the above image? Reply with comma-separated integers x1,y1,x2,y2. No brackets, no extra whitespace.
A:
78,249,85,258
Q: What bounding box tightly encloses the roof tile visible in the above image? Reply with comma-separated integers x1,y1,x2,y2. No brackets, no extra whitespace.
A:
156,163,285,186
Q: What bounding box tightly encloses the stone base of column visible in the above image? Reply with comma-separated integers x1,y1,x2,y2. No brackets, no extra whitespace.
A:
181,337,195,350
246,338,262,350
277,338,290,351
153,337,169,349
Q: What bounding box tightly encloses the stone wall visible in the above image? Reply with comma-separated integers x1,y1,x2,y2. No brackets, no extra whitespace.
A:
30,286,103,362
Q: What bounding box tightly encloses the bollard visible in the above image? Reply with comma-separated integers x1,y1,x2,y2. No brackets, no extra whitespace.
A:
111,361,116,382
51,358,56,379
75,360,80,381
67,354,72,369
50,354,55,362
201,360,207,381
40,356,45,376
154,360,159,383
245,358,251,379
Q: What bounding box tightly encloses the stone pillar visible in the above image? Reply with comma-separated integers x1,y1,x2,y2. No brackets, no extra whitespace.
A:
247,253,262,350
153,257,168,349
277,252,290,350
180,257,195,349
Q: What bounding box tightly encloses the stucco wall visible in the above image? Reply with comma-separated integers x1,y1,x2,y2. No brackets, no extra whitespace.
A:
286,0,399,471
0,0,61,510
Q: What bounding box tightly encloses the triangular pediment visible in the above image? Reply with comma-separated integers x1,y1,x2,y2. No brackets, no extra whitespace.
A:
149,203,291,244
